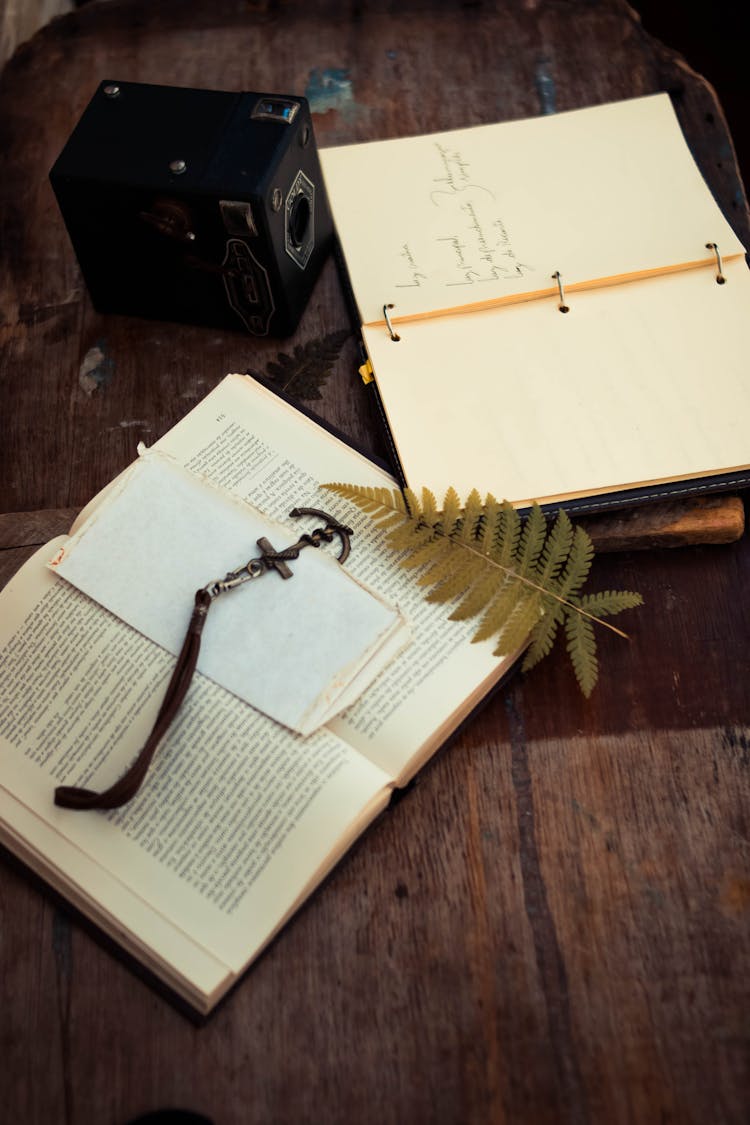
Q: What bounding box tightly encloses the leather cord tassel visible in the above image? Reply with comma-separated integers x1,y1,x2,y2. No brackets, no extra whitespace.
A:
52,509,353,812
54,589,212,811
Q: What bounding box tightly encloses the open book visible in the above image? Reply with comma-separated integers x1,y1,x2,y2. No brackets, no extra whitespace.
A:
320,93,750,513
0,374,517,1015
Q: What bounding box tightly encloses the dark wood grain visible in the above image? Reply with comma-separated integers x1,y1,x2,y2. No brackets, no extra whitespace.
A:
0,3,748,1124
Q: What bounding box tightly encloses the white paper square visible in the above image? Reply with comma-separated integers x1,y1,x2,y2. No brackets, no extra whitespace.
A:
50,454,407,734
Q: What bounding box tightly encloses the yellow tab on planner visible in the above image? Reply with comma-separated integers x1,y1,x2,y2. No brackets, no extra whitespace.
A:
358,358,374,385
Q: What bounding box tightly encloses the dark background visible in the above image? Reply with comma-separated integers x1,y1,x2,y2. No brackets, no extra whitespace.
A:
634,0,750,190
62,0,750,194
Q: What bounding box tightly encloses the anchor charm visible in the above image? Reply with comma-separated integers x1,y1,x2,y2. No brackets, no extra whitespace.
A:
203,507,352,597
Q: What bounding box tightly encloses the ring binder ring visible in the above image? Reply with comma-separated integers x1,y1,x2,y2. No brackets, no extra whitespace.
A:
384,303,401,341
552,271,570,313
706,242,726,284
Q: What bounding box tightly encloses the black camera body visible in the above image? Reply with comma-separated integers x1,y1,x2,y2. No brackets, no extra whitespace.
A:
50,80,333,336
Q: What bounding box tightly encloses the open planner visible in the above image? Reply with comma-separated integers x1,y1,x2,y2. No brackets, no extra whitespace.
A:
320,93,750,514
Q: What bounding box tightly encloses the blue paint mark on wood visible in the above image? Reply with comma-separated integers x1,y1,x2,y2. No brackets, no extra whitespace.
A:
305,68,354,114
535,58,557,115
79,339,115,395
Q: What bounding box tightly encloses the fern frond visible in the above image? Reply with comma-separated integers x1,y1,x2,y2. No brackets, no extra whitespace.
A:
322,481,641,695
495,503,522,566
416,539,463,587
493,590,544,657
396,535,449,570
471,572,525,642
423,553,486,604
564,610,598,697
384,520,432,554
522,602,566,672
371,511,408,533
476,494,503,554
457,489,485,542
403,486,423,519
449,568,503,621
533,508,574,583
323,483,406,519
516,504,548,573
441,487,462,536
420,487,439,523
524,551,598,667
555,525,595,599
259,328,350,399
578,590,645,616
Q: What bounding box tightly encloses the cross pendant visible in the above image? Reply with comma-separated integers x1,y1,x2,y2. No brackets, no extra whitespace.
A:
204,506,352,596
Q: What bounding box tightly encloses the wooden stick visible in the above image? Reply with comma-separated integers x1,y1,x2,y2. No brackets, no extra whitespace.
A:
581,495,745,552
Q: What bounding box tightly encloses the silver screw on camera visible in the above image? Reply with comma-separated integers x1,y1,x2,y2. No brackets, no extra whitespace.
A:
103,84,120,98
169,159,187,175
271,187,283,212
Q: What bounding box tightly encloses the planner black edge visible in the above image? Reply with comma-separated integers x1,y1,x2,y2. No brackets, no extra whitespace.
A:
327,236,410,492
542,471,750,518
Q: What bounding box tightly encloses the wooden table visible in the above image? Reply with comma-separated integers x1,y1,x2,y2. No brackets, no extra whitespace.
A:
1,3,748,1122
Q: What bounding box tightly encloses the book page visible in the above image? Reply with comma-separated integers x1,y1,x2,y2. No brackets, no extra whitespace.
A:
153,375,511,781
361,256,750,508
51,453,407,735
0,542,392,1001
320,93,744,326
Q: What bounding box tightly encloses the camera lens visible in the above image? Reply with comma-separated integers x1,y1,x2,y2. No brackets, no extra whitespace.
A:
284,171,315,269
288,194,310,248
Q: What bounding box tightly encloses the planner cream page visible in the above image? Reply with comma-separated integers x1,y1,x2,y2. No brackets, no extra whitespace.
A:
320,93,744,327
360,257,750,506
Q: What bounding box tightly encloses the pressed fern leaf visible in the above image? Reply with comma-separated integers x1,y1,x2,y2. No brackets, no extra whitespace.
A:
536,507,574,582
424,552,487,604
472,572,531,643
254,328,350,400
564,610,598,698
494,502,522,567
495,589,545,658
449,564,503,621
577,590,645,617
417,542,464,589
516,503,548,573
401,535,451,571
521,604,563,673
322,482,643,696
457,489,485,542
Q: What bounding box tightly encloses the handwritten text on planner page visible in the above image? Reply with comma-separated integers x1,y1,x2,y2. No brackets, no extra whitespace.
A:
394,142,533,289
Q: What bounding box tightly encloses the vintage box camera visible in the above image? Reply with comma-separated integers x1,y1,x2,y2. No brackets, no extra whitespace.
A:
50,80,333,336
